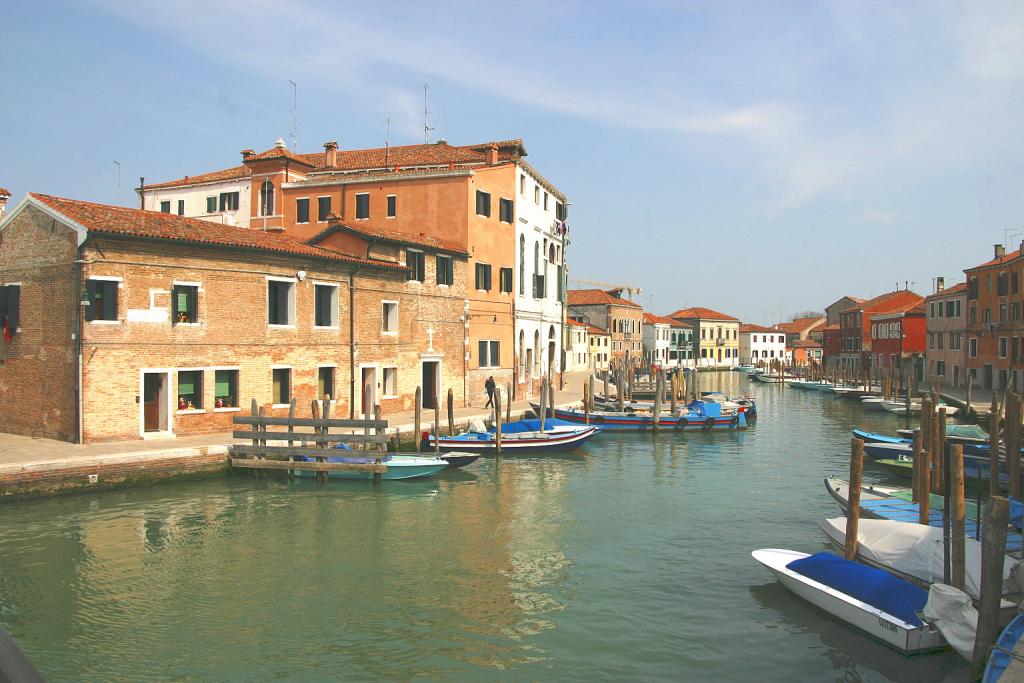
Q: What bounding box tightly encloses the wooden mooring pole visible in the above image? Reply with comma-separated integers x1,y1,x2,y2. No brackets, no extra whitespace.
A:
494,387,503,458
990,396,1001,498
845,438,865,560
539,378,548,432
653,370,664,432
911,429,923,504
433,390,441,457
374,405,384,484
971,496,1010,679
447,388,454,436
951,444,966,591
1008,393,1022,501
505,382,512,425
414,386,422,452
583,381,590,424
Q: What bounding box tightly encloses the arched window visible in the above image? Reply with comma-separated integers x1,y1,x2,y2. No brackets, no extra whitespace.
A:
519,235,525,295
260,180,275,216
549,243,556,263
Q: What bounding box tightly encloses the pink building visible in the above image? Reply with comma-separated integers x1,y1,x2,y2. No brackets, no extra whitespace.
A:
925,279,967,388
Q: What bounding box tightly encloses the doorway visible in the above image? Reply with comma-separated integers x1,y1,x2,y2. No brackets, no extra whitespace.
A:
142,371,169,434
360,367,377,418
421,361,439,409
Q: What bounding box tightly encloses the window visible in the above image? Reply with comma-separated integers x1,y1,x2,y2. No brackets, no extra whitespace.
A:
436,255,453,286
478,340,500,368
984,308,991,324
317,196,331,222
160,201,171,213
172,284,198,324
406,250,425,282
206,197,217,213
1001,304,1008,322
556,201,567,221
499,198,514,223
520,174,526,194
355,193,369,219
475,263,492,291
387,195,396,218
951,333,962,350
543,191,549,210
533,271,545,298
177,370,203,410
969,337,978,358
382,301,398,333
534,185,540,204
259,180,275,216
314,284,338,327
968,277,979,300
296,198,310,223
937,360,946,376
214,370,238,408
1000,337,1008,358
475,190,491,217
947,300,960,317
219,192,239,211
318,367,335,399
383,367,397,396
177,199,185,216
85,279,118,321
969,304,977,324
0,284,20,336
272,368,291,405
937,332,944,349
267,279,295,326
998,272,1009,296
499,267,513,293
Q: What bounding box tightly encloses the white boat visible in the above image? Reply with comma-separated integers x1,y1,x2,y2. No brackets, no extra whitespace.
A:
881,400,959,416
861,397,890,412
752,548,945,653
753,373,792,384
818,517,1018,603
803,381,836,391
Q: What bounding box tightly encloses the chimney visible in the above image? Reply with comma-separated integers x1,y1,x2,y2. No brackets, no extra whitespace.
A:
484,143,498,166
138,177,145,209
936,276,945,293
323,141,338,167
0,192,8,217
995,243,1006,259
241,149,255,161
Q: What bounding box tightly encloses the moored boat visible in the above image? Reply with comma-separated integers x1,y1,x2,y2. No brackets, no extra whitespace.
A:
536,398,748,431
293,453,449,480
984,613,1024,682
751,548,945,653
424,418,600,454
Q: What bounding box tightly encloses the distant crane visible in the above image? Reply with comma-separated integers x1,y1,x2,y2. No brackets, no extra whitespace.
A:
570,278,643,299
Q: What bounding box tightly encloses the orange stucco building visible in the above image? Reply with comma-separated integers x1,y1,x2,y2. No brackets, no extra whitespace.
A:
141,139,527,404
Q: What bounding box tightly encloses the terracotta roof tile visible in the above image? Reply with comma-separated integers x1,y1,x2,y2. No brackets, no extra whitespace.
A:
774,316,825,334
311,221,468,256
870,301,926,318
0,188,10,197
567,289,643,309
739,323,777,333
585,324,609,335
142,165,250,190
788,339,822,348
145,139,526,190
925,282,967,299
668,306,738,321
29,193,401,270
566,318,588,327
643,312,676,325
968,248,1024,270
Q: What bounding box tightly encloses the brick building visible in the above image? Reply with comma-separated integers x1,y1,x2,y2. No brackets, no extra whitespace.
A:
837,290,924,370
788,339,823,366
774,316,825,343
924,279,967,388
567,289,643,367
821,324,840,369
869,303,926,372
0,194,467,443
964,243,1024,391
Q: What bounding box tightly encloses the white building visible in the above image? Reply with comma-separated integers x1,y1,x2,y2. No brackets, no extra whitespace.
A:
739,324,788,366
586,325,611,372
137,148,274,227
514,160,568,394
564,319,590,371
643,313,674,368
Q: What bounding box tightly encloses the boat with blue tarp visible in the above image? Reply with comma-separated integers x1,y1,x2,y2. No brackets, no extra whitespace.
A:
293,451,449,480
424,418,599,454
537,398,748,432
752,548,945,653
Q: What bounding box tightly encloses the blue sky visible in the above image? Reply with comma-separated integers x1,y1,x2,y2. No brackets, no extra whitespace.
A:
2,0,1022,323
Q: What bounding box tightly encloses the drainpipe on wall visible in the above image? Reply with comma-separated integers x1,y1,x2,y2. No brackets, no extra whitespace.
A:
75,251,85,443
348,270,357,419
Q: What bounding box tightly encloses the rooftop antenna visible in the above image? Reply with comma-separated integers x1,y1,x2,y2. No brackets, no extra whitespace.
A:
423,83,434,143
385,117,391,165
112,160,121,204
288,80,298,151
1005,228,1022,251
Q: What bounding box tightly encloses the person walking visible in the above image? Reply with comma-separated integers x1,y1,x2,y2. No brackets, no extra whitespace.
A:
484,375,496,408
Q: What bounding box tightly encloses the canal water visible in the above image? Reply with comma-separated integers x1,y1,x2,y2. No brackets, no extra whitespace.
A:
0,374,972,682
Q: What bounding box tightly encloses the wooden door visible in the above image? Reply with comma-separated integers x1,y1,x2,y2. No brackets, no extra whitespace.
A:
143,373,162,432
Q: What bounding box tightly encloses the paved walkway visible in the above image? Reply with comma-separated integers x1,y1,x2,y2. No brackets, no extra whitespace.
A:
936,383,996,415
0,372,592,471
